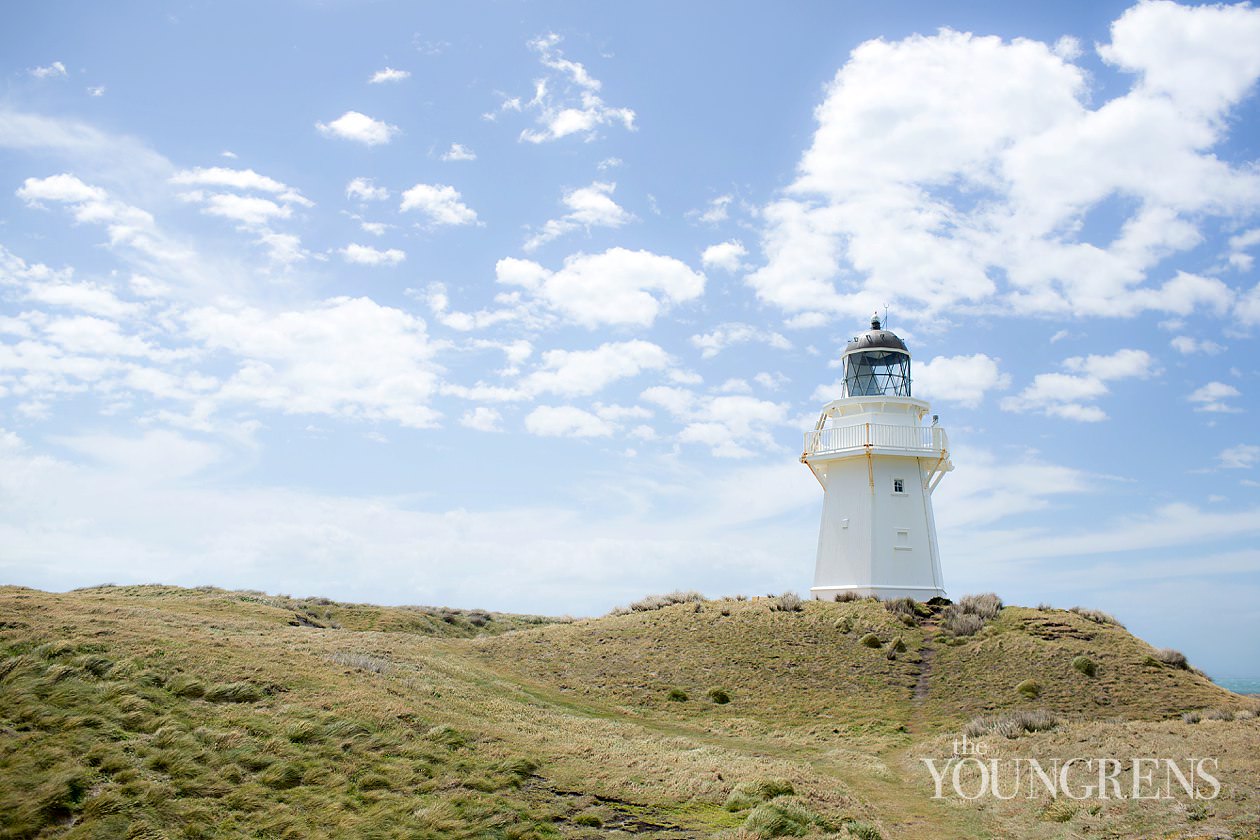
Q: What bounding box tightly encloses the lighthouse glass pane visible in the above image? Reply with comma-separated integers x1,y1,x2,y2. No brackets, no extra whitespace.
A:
843,351,911,397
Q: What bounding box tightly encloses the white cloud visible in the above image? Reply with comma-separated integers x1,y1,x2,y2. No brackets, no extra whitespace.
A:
441,143,477,162
1219,444,1260,470
700,240,747,272
369,67,410,84
183,297,441,428
197,193,291,227
690,195,732,224
1187,381,1241,413
461,406,502,432
1001,349,1156,421
359,221,388,236
16,173,170,260
1170,335,1224,355
689,323,790,359
86,86,105,97
496,248,704,327
399,183,478,226
523,340,671,397
524,181,634,251
30,61,67,79
1227,228,1260,271
339,243,405,266
749,4,1260,325
346,177,389,201
171,167,311,205
512,33,636,143
914,354,1010,408
316,111,399,145
524,405,613,437
641,386,789,458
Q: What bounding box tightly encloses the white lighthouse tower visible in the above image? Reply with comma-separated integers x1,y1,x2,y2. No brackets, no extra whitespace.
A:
802,317,952,601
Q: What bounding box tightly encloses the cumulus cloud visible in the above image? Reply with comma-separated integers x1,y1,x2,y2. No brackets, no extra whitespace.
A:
690,323,790,359
339,243,405,266
748,3,1260,325
524,181,634,251
1170,335,1224,355
689,195,733,224
495,248,704,328
1001,349,1157,421
30,61,67,79
913,353,1010,408
441,143,477,162
700,240,747,272
1188,381,1241,413
171,166,311,263
461,406,502,432
509,33,636,143
316,111,399,145
16,173,172,262
522,340,671,397
524,405,614,438
641,385,789,458
369,67,410,84
346,178,389,202
183,297,441,428
399,183,478,226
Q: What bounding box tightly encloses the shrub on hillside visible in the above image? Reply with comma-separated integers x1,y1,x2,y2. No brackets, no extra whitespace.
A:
964,709,1060,739
707,687,732,704
770,592,804,612
1069,606,1123,627
1153,648,1190,670
833,591,862,603
883,597,917,617
942,611,985,637
667,688,688,702
628,591,706,612
1183,710,1201,724
858,633,882,649
958,593,1003,620
1016,679,1042,699
1071,656,1097,677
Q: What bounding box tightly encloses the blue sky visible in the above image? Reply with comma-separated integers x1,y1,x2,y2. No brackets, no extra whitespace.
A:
2,1,1259,677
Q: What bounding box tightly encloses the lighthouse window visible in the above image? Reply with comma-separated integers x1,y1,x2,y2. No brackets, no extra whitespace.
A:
892,478,905,494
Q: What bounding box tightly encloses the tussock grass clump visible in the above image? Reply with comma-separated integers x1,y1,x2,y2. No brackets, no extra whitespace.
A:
964,709,1060,739
628,590,706,612
1203,708,1236,721
425,724,467,749
1040,798,1078,823
1016,679,1042,699
833,591,862,603
888,636,907,653
1153,648,1190,670
940,592,1002,638
842,819,884,840
1071,656,1097,677
667,687,689,702
743,799,819,837
942,611,985,638
834,616,853,633
958,593,1003,620
1070,606,1123,627
770,592,804,612
723,778,795,811
204,682,264,703
708,687,732,704
858,633,883,649
1183,710,1202,724
165,675,205,698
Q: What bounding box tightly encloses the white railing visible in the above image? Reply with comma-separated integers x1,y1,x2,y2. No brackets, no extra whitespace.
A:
803,423,948,457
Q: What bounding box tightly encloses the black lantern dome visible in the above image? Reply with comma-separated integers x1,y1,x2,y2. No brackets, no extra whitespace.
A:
842,316,911,397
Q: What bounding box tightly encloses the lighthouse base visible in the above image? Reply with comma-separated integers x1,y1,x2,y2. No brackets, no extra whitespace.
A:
811,584,947,602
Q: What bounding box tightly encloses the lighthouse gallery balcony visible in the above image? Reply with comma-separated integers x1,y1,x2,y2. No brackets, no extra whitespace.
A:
803,422,949,459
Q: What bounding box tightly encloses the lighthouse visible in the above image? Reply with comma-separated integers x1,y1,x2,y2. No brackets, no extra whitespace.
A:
802,317,952,601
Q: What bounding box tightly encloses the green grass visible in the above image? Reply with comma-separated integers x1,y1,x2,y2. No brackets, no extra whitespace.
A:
1,584,1253,840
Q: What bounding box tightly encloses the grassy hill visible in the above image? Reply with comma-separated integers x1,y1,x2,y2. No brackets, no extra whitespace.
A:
1,585,1257,839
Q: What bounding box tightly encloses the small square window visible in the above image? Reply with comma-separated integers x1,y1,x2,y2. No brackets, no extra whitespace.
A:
893,478,905,494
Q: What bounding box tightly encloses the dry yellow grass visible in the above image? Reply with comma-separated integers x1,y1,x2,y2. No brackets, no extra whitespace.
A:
2,585,1256,839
